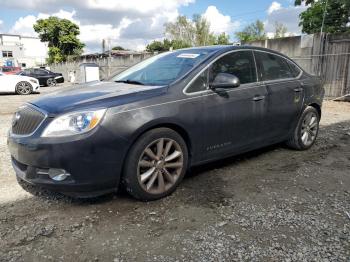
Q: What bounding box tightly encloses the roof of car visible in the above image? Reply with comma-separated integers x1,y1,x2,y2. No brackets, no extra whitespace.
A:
178,45,290,59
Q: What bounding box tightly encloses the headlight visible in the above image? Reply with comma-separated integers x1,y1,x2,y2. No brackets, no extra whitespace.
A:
29,79,38,84
42,109,106,137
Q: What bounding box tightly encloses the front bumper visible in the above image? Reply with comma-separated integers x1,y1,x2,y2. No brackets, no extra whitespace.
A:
7,125,129,196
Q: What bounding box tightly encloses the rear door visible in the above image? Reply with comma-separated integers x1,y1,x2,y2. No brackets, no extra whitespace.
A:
254,51,304,141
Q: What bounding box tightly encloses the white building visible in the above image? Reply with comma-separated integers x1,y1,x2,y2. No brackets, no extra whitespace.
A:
0,34,48,68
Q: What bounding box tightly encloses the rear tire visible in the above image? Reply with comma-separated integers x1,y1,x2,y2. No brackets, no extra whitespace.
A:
286,106,320,150
123,128,188,201
15,81,32,95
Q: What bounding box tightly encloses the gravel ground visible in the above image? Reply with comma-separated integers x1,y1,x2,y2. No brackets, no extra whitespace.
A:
0,85,349,261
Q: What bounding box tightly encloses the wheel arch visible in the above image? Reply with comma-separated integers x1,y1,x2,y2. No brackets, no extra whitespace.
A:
308,103,322,119
131,121,193,158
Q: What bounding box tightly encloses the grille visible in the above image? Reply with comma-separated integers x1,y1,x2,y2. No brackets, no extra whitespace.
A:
11,105,46,135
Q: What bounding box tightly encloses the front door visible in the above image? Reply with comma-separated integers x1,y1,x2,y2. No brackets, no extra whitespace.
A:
189,50,268,162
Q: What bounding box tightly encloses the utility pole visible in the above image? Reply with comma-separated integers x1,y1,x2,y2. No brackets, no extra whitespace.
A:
319,0,328,81
107,38,111,78
320,0,328,34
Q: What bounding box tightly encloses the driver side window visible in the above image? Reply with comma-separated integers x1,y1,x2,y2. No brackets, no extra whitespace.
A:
210,51,257,84
186,50,257,93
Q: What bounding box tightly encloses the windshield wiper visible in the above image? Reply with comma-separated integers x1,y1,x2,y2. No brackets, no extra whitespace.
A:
115,80,145,85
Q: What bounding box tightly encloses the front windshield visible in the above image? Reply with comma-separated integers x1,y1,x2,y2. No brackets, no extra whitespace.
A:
111,49,214,86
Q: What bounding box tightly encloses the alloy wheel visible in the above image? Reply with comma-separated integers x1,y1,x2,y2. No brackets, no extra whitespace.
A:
17,82,31,95
47,78,57,86
137,138,184,195
300,111,318,146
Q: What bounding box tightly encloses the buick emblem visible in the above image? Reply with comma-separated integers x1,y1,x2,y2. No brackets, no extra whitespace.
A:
12,112,21,127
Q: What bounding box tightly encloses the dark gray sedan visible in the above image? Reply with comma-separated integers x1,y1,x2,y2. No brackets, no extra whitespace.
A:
7,46,324,200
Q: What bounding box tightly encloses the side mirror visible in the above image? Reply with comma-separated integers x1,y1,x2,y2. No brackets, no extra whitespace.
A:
210,73,240,89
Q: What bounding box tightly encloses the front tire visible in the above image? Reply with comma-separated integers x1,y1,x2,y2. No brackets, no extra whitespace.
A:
286,106,320,150
47,78,57,87
15,81,32,95
123,128,188,201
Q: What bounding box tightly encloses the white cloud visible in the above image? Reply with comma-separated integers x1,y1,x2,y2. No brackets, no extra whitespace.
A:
9,10,78,37
84,0,194,13
203,6,240,34
265,2,307,36
10,15,38,36
1,0,194,21
5,1,195,52
268,1,282,14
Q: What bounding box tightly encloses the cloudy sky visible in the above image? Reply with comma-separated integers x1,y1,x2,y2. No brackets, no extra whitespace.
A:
0,0,306,53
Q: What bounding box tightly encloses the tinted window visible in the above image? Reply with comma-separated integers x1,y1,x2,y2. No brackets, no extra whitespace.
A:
210,51,257,84
187,69,208,93
255,52,293,81
18,69,31,76
34,69,48,75
286,60,301,77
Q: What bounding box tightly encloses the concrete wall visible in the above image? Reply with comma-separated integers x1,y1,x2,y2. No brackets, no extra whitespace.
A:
50,33,349,98
50,53,154,83
248,33,350,98
248,35,315,74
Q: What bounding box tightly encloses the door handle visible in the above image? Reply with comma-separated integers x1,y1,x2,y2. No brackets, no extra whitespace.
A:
294,87,303,92
252,95,265,101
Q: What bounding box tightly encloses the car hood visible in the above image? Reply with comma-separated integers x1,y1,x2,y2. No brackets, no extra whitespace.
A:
30,81,166,115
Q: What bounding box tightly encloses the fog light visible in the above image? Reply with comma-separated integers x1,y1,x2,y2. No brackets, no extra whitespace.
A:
48,168,71,181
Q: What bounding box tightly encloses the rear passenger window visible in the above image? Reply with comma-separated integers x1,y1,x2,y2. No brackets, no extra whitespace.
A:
255,52,294,81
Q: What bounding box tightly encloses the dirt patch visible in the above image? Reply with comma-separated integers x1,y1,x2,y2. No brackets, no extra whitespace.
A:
0,88,349,261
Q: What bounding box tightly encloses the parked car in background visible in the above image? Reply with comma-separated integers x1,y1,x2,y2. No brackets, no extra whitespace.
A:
7,46,324,201
0,72,40,95
17,68,64,86
1,66,21,75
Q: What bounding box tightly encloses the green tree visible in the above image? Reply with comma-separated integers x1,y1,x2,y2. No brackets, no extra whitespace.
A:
215,32,230,45
33,16,84,63
112,46,126,51
193,14,217,46
170,39,192,50
235,20,266,43
274,22,288,38
146,39,190,52
164,15,195,46
295,0,350,34
165,14,222,47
